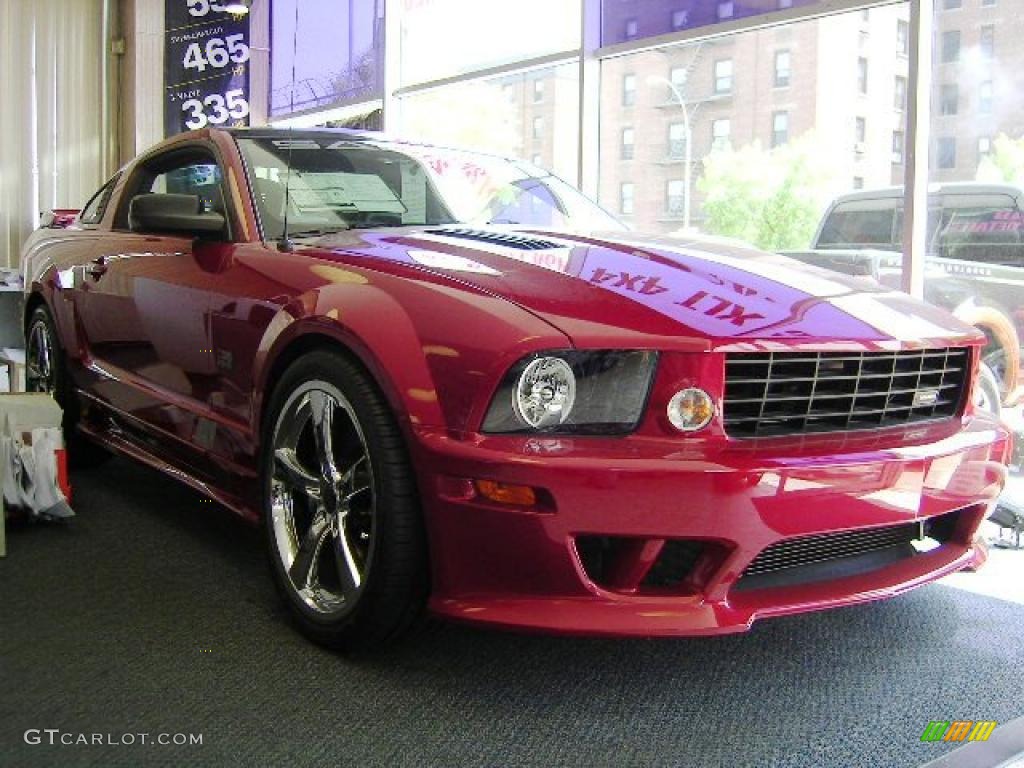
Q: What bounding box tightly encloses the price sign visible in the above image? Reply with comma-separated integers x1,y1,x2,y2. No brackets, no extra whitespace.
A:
164,0,251,136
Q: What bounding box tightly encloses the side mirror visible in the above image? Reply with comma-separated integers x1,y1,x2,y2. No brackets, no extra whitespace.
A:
128,193,225,237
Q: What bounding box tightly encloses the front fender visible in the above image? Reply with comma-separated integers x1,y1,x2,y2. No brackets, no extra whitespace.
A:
252,277,569,436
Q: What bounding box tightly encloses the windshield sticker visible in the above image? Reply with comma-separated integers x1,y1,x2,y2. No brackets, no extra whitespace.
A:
290,172,406,214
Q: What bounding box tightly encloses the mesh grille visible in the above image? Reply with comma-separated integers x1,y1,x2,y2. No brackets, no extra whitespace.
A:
742,509,960,578
723,348,970,438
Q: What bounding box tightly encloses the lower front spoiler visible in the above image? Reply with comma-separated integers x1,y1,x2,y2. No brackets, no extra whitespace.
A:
428,537,986,637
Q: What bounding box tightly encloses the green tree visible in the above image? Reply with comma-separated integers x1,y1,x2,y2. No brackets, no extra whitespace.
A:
976,133,1024,185
697,134,840,251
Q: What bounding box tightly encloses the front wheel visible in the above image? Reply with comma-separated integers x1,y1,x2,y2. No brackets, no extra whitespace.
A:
262,350,428,651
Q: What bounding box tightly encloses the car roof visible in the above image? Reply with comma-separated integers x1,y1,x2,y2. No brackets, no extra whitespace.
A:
830,181,1023,205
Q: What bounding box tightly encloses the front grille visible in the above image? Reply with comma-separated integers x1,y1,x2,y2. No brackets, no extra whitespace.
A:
724,348,970,438
742,510,960,579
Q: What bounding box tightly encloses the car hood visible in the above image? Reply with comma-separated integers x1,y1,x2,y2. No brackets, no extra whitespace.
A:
302,227,981,351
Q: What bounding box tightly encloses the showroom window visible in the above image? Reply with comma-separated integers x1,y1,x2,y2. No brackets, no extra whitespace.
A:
714,60,733,95
857,57,869,94
939,83,958,115
620,182,635,215
771,111,789,148
937,137,957,169
774,50,791,88
622,128,635,160
711,119,731,150
597,5,913,245
894,75,907,110
623,74,637,106
941,30,961,63
397,61,580,185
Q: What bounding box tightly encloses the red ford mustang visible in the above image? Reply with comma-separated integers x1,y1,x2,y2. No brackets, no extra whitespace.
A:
21,128,1011,649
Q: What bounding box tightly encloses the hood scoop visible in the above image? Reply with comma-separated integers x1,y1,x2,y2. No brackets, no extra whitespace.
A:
426,228,561,251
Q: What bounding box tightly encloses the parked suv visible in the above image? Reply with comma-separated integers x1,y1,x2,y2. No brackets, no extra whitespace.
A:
786,182,1024,412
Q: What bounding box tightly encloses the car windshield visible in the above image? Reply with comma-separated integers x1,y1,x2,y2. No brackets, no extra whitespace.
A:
235,135,624,241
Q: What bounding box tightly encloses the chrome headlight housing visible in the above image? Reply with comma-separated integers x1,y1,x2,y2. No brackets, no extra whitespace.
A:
482,350,658,435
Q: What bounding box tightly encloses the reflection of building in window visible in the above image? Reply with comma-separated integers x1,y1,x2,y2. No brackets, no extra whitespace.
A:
892,130,905,165
979,81,993,113
940,83,958,115
622,74,636,106
620,182,634,215
774,50,791,87
672,10,689,30
980,25,995,58
941,30,960,63
853,176,864,190
533,80,544,103
621,127,635,160
857,57,869,94
778,0,793,8
666,180,685,216
533,116,544,140
897,20,909,55
942,0,962,9
894,76,907,110
712,119,731,151
855,116,867,146
714,60,733,94
937,137,957,170
717,1,734,21
772,111,789,148
625,18,639,39
668,122,686,159
977,137,992,162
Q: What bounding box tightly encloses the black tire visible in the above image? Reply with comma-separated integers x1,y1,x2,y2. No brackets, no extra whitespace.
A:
975,361,1002,418
261,349,428,651
25,305,110,468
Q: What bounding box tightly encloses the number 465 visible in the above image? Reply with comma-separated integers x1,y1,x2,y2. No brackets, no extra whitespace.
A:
182,89,249,130
183,34,250,73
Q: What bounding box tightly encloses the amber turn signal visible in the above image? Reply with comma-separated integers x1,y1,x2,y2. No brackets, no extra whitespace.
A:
475,479,537,507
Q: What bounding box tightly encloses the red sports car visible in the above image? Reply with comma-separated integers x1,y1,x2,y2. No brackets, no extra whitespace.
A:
22,128,1011,650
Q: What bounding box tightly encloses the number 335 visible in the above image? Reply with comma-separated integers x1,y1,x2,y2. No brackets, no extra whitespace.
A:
182,89,250,129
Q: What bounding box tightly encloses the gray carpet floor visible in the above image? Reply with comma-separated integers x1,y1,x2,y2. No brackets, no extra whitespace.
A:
1,457,1022,768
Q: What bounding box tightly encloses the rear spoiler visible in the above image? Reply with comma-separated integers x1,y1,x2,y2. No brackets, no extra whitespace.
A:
39,209,80,229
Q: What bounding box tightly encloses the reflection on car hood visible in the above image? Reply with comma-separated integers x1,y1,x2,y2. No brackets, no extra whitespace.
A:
305,227,981,351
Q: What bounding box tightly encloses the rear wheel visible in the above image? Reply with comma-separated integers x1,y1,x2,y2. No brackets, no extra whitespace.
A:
25,305,109,467
262,350,428,651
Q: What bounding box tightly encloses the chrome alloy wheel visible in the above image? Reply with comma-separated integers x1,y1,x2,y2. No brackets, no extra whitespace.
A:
269,382,376,617
26,316,56,394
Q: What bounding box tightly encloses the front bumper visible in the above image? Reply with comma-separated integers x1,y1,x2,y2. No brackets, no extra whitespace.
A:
409,414,1011,636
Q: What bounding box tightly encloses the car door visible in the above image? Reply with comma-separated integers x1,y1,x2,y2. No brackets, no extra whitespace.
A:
76,146,233,462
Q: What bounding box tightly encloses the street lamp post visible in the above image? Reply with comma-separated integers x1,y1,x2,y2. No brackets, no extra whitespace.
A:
647,75,692,231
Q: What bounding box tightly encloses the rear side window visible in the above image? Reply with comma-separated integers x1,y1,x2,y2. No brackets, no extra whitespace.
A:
937,206,1024,267
816,207,896,248
79,175,120,225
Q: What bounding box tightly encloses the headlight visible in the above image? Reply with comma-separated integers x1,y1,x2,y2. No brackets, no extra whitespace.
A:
482,350,658,434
